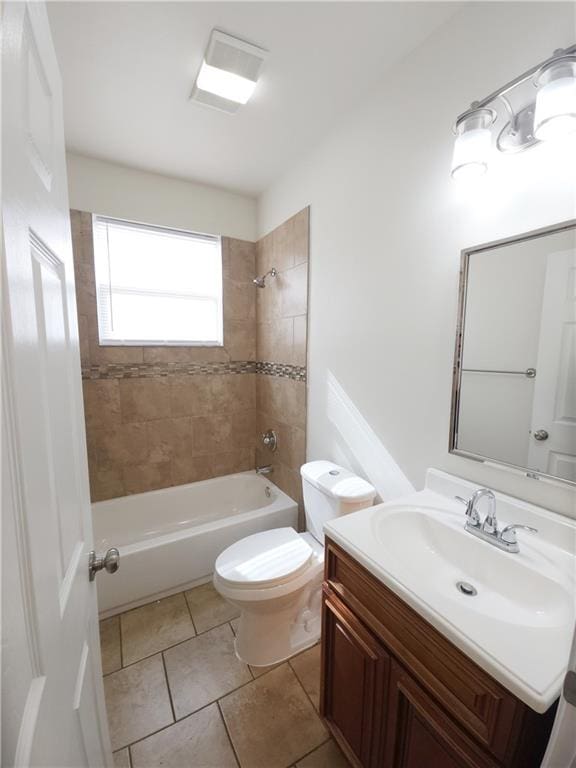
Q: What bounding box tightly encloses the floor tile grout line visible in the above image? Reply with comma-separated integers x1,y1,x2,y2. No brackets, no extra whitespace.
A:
118,614,124,669
291,736,333,767
216,699,242,768
182,590,199,636
287,654,322,716
160,650,177,723
103,615,240,678
110,657,328,759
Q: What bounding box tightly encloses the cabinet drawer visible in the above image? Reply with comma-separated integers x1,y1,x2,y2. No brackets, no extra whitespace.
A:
324,539,527,761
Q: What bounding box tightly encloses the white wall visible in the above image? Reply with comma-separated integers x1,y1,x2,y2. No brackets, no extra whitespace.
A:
66,152,257,241
258,2,576,517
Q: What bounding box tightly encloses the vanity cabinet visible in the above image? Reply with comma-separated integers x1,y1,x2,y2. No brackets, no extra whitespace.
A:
321,539,557,768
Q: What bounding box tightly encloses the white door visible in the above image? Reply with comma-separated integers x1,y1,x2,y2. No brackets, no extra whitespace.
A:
541,628,576,768
2,2,113,766
528,245,576,483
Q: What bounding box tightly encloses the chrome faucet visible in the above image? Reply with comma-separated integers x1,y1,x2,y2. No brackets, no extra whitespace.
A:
256,465,273,475
455,488,537,553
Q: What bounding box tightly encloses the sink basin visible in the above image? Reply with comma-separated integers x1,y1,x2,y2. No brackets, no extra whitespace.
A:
371,507,571,629
323,469,576,713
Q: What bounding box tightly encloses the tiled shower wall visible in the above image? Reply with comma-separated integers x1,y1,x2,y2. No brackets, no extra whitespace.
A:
72,208,308,507
256,209,309,512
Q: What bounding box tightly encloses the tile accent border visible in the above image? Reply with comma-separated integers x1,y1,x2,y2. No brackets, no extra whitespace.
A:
256,361,307,382
81,360,306,382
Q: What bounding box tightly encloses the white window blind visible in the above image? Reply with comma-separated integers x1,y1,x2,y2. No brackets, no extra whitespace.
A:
92,216,223,346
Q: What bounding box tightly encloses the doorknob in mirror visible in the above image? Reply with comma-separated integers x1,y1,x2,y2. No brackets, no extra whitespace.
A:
533,429,549,441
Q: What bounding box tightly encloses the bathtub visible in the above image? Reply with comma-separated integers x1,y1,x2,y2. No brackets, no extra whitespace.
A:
92,471,299,617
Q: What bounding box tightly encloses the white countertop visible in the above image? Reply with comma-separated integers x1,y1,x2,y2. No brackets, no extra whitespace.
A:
324,469,576,713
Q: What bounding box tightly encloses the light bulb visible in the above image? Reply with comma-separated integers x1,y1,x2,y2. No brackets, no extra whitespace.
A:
451,109,494,181
534,58,576,141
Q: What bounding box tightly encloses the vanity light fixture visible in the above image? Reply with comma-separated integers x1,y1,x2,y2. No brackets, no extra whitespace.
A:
191,30,267,113
451,44,576,181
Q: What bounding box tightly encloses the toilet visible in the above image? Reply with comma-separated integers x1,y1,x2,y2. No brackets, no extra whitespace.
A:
213,460,377,667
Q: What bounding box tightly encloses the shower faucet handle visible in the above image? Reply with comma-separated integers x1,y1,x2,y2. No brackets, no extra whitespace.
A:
261,429,277,452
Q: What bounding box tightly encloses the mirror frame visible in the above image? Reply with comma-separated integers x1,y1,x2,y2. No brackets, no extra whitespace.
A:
449,219,576,488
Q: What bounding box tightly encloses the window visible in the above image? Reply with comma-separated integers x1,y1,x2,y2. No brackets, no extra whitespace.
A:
92,216,223,346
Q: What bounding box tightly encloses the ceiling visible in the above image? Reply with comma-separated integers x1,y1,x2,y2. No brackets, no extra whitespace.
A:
48,2,460,196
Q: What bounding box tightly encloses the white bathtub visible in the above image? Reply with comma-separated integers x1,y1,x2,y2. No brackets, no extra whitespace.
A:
92,471,299,617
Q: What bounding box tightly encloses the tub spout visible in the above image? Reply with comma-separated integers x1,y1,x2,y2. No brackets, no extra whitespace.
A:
256,465,273,475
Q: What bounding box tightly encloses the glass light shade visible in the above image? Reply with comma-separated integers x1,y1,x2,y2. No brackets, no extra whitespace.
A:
451,110,493,181
196,61,257,104
534,60,576,141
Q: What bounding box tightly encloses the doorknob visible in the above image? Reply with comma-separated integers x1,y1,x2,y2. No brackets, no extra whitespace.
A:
533,429,549,441
89,548,120,581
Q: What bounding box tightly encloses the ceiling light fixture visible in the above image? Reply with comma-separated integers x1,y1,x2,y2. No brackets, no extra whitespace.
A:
191,30,267,113
451,44,576,181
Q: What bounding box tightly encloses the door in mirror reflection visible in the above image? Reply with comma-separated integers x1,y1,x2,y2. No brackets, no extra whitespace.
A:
451,222,576,486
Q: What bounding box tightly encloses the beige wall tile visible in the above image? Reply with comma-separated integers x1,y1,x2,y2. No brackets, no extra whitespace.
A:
89,465,125,501
223,237,256,283
210,448,255,477
226,321,256,361
192,414,234,455
170,453,214,486
104,655,173,751
293,315,307,367
78,315,90,366
256,319,293,364
123,461,172,495
280,262,308,318
223,280,255,321
272,219,296,272
147,417,193,463
89,341,144,365
72,206,307,503
142,346,227,364
255,275,280,322
256,232,274,276
92,423,149,468
170,375,213,418
291,208,309,266
83,380,121,431
120,378,171,423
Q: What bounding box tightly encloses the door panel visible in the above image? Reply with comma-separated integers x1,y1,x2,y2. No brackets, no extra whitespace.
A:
2,2,112,765
382,662,497,768
322,590,389,767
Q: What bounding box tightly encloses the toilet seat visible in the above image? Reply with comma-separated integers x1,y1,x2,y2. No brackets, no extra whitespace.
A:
215,527,313,589
214,528,324,602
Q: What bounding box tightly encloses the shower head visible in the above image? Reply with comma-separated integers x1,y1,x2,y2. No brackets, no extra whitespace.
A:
253,267,278,288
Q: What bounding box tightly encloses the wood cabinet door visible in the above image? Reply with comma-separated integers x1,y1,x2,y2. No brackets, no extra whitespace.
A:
381,661,498,768
321,590,390,768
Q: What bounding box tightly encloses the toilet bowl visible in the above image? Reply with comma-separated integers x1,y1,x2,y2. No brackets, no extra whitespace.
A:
213,460,376,667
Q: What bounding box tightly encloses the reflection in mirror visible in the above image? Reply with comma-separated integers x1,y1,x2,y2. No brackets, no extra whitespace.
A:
450,222,576,486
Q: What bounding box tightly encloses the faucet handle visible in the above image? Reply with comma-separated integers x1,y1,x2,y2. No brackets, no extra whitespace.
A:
499,524,538,545
454,495,480,527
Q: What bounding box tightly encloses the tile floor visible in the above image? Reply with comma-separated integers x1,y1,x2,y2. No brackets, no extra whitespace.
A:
100,583,349,768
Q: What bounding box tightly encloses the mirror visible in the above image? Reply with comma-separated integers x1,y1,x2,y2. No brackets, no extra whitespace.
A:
450,221,576,487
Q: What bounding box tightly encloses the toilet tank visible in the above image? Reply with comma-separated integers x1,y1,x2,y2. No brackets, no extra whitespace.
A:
300,460,377,544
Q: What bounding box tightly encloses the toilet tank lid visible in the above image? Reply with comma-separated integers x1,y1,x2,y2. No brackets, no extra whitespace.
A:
300,461,377,502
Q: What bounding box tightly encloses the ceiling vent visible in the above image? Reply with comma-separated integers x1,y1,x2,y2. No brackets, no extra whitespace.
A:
191,30,267,113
